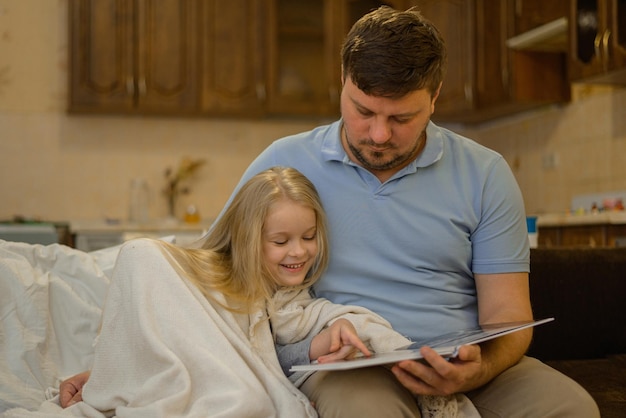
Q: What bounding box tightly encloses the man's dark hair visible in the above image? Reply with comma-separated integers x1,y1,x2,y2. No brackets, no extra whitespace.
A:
341,6,447,98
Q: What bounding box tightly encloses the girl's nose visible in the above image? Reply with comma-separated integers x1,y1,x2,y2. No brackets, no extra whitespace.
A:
288,241,306,256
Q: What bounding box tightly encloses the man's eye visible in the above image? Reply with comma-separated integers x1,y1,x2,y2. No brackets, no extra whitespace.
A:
394,117,411,124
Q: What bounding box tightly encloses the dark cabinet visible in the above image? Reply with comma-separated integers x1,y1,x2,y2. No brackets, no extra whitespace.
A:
69,0,201,114
569,0,626,83
265,0,409,118
412,0,570,125
69,1,585,121
200,0,265,116
69,0,409,118
538,223,626,247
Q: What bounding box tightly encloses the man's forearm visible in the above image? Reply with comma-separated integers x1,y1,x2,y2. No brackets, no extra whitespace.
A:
476,328,532,388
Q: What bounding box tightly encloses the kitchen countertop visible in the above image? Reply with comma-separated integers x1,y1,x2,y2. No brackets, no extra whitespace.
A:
537,212,626,227
69,219,214,234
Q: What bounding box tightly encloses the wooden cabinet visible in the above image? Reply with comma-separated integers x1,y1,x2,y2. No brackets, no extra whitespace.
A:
539,223,626,247
200,0,265,116
413,0,521,124
264,0,408,118
411,0,570,125
69,0,409,118
69,0,201,114
569,0,626,83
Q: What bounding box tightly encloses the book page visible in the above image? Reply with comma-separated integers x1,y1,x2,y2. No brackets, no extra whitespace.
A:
290,318,554,372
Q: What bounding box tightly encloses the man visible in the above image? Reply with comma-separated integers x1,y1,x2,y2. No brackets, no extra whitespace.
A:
227,6,599,418
61,6,598,417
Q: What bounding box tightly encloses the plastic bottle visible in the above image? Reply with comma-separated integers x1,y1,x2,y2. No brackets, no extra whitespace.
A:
129,178,149,223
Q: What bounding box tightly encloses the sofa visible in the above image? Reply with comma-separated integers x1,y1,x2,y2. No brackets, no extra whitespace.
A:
527,247,626,417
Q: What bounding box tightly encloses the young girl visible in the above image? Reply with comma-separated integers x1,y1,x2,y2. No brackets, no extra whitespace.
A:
54,167,411,418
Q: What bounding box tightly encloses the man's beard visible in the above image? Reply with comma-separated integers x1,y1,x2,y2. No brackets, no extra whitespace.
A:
345,132,425,171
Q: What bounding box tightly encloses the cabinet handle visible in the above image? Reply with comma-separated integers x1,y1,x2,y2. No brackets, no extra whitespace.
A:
464,82,473,104
126,77,134,95
328,86,339,104
594,32,602,61
138,77,147,96
602,29,611,71
256,83,266,102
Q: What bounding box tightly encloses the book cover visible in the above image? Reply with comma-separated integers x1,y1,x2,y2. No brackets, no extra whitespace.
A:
289,318,554,372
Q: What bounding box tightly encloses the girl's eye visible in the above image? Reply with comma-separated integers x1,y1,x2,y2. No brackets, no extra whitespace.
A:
273,240,287,245
303,235,315,241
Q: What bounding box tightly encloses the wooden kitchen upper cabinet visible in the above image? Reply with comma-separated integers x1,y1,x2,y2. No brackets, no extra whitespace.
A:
200,0,265,116
569,0,626,83
69,0,412,118
264,0,409,117
409,0,571,124
202,0,411,118
410,0,519,123
69,0,201,114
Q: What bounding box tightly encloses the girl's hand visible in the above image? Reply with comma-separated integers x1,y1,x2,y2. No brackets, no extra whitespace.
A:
309,318,372,362
59,370,91,407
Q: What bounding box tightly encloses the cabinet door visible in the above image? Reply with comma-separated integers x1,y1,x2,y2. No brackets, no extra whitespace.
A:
608,0,626,70
265,0,337,116
570,0,626,80
69,0,201,114
69,0,135,111
412,0,475,115
265,0,406,117
135,0,201,113
412,0,522,122
201,0,265,116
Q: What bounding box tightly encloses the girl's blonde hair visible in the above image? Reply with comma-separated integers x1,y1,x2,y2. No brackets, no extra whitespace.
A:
159,166,329,314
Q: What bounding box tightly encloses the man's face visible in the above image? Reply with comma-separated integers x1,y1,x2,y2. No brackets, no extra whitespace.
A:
340,76,440,180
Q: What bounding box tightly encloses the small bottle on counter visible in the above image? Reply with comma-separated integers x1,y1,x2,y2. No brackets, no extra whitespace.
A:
184,205,201,224
129,178,149,223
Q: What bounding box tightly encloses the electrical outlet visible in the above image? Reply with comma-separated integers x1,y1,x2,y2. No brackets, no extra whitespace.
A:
542,153,558,169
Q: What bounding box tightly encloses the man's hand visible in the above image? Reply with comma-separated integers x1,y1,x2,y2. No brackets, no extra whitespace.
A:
59,371,90,408
391,344,485,396
310,318,372,362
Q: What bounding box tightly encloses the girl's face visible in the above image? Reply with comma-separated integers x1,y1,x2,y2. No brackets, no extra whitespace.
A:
262,198,318,288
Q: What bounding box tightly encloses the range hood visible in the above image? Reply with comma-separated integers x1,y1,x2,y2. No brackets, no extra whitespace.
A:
506,17,568,52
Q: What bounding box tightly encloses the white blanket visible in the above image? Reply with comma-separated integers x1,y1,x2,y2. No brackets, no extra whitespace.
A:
0,240,110,413
3,239,320,417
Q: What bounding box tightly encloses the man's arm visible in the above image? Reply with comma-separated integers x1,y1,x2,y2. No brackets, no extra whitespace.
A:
391,272,532,396
472,271,533,381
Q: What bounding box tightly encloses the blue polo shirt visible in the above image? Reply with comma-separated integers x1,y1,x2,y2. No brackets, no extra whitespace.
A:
229,120,529,342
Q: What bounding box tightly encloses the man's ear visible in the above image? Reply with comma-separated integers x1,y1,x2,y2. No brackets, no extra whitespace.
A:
432,82,442,103
430,82,443,113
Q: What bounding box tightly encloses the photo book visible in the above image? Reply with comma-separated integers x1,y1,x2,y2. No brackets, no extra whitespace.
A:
290,317,554,372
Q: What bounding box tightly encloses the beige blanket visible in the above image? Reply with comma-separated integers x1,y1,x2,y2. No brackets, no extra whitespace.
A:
3,239,317,417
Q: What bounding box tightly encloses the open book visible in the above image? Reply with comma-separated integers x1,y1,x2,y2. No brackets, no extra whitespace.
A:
289,317,554,372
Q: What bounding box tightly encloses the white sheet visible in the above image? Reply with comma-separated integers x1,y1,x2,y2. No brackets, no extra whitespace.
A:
0,240,111,412
2,239,318,417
